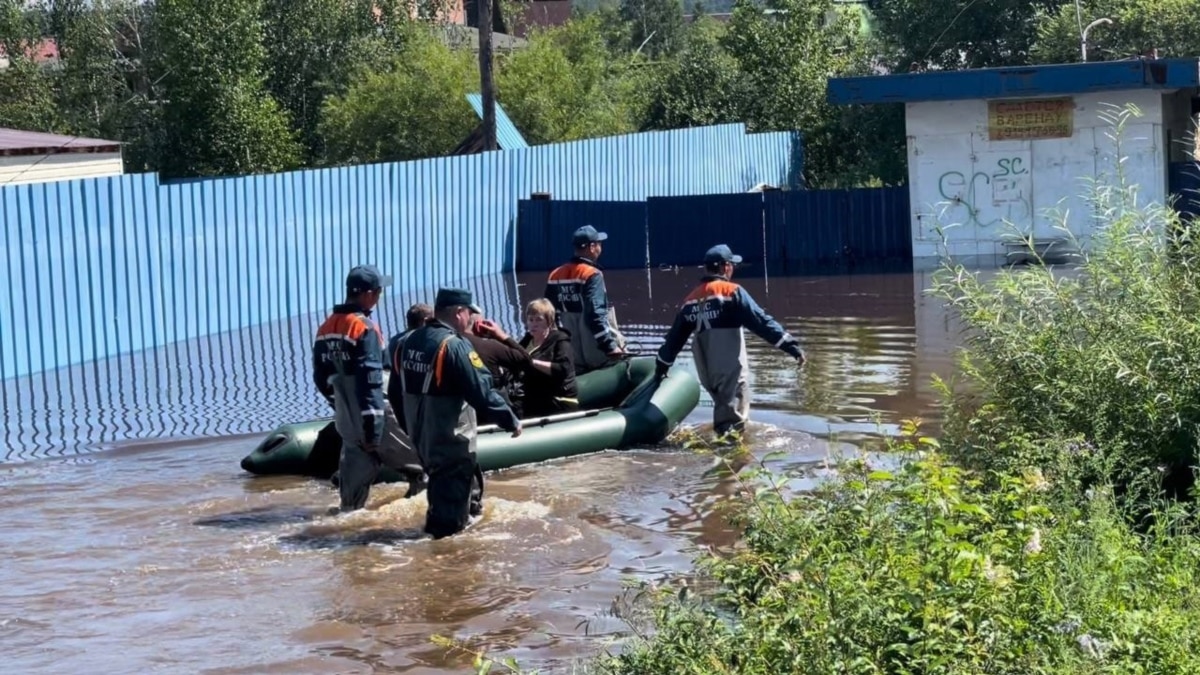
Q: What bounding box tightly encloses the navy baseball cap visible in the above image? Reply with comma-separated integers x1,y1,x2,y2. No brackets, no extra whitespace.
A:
572,225,608,247
704,244,743,265
346,264,393,294
435,287,482,315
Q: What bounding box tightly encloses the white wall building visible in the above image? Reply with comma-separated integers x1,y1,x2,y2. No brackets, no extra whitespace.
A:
0,128,124,187
828,58,1200,268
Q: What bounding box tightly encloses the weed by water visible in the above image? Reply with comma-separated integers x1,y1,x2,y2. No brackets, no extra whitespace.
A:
593,422,1200,674
929,103,1200,504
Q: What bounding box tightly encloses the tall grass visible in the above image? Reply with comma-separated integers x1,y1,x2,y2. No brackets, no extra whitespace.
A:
595,426,1200,674
930,103,1200,503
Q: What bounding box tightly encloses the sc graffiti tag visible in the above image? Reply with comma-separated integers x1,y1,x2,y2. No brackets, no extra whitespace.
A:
995,157,1028,177
937,156,1031,228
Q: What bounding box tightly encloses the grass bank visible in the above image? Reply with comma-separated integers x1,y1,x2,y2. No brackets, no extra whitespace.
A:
448,105,1200,673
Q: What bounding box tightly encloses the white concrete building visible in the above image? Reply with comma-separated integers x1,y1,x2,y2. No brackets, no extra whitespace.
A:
0,128,124,187
828,58,1200,267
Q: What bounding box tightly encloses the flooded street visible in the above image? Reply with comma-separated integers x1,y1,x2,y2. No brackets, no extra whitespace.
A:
0,268,961,673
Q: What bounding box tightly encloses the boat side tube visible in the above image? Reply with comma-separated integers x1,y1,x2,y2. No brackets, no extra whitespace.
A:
472,357,701,472
239,356,700,482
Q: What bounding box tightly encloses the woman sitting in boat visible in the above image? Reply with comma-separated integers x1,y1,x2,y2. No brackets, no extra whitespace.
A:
514,299,579,419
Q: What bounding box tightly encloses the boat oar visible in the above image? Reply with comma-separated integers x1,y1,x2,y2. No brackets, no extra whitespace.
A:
476,407,615,434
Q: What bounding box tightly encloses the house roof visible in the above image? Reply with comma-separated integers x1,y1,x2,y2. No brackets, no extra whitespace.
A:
0,38,59,64
511,0,572,38
465,94,529,149
0,129,122,157
827,57,1200,106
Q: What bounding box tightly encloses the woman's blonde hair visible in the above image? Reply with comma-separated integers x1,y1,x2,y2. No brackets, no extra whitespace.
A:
525,298,556,325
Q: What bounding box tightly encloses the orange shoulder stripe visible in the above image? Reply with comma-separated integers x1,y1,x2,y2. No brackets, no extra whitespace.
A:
548,263,597,282
316,313,370,340
683,280,740,304
432,340,451,387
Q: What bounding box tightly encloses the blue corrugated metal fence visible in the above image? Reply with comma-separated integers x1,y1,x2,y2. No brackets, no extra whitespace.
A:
1169,161,1200,223
517,185,912,271
0,124,803,380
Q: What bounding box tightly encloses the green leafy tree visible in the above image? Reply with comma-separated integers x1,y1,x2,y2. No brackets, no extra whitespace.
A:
1032,0,1200,64
0,0,60,132
0,60,59,132
261,0,352,163
640,17,745,128
619,0,685,57
261,0,414,163
722,0,864,186
318,27,478,164
46,0,165,171
151,0,301,178
869,0,1066,71
496,16,645,144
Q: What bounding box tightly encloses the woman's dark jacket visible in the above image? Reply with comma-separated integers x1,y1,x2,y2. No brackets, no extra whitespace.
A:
516,329,579,418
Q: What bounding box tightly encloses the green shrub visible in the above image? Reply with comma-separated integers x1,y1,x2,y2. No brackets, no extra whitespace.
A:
595,424,1200,674
929,104,1200,502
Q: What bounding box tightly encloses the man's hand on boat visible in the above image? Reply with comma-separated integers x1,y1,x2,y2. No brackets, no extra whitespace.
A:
510,421,523,438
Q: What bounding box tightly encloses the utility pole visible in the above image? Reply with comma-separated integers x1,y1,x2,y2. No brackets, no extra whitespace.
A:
479,0,497,151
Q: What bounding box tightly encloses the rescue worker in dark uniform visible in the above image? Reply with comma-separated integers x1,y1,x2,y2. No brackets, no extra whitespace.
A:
386,303,435,386
544,225,626,375
313,265,418,512
396,288,522,539
389,305,527,424
655,245,806,437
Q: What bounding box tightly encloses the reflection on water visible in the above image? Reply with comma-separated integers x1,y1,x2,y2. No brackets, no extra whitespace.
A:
0,267,965,673
3,268,954,463
576,267,955,444
0,274,520,462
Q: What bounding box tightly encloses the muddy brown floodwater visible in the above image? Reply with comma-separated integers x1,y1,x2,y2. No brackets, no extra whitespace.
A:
0,268,961,673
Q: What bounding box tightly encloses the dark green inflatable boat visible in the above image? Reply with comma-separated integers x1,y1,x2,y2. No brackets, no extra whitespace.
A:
240,356,701,483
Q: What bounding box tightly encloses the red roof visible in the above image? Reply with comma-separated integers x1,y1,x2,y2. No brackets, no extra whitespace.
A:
0,38,59,63
513,0,572,38
0,128,122,157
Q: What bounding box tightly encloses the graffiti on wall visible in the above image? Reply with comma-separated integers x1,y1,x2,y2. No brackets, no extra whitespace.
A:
937,155,1033,228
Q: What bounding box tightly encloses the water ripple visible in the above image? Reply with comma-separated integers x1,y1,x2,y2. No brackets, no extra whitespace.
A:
2,269,953,462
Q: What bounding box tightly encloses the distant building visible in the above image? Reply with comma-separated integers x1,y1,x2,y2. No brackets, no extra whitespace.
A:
510,0,573,38
828,58,1200,268
0,129,124,186
0,38,60,70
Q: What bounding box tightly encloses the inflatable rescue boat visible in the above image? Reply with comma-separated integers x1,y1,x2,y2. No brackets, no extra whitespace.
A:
239,356,701,483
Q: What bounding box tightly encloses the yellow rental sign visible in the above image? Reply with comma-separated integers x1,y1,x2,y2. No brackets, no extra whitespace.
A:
987,97,1074,141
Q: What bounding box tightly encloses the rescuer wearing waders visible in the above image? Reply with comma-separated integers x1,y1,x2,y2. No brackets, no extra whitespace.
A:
544,225,626,375
397,288,522,539
654,245,806,438
314,265,425,512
